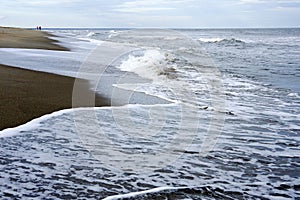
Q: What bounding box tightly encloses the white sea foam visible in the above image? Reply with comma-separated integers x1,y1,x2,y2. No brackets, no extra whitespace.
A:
224,76,260,90
102,186,188,200
288,92,299,98
108,30,120,38
78,37,105,45
198,38,223,43
0,108,76,138
118,49,177,81
0,104,178,138
87,31,96,37
113,83,181,104
198,37,249,44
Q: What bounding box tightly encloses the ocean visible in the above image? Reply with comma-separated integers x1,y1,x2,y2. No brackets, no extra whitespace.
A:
0,28,299,199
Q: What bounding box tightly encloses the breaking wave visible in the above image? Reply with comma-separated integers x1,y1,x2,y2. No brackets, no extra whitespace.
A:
118,49,179,80
199,37,246,45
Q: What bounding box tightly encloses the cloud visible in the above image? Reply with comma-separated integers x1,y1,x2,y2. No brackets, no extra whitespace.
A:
239,0,300,5
110,13,192,27
113,0,193,13
1,0,299,28
113,6,175,13
277,0,300,2
14,0,82,6
277,1,300,8
238,0,267,4
238,0,300,11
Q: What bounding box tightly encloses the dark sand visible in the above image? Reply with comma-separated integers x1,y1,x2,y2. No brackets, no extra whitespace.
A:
0,27,109,130
0,64,110,130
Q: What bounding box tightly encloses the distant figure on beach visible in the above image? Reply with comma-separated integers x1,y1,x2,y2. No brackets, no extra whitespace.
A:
36,26,42,30
39,26,42,30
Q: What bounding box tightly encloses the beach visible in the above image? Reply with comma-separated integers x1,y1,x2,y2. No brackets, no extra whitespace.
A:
0,26,69,51
0,27,108,130
0,28,299,199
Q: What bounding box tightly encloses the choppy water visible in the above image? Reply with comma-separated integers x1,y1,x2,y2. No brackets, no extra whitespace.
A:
0,28,299,199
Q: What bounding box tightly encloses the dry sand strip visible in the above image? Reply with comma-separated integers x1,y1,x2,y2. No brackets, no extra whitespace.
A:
0,26,69,51
0,64,110,131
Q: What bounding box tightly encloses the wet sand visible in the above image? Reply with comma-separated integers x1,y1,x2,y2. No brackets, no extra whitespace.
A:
0,64,110,130
0,27,109,130
0,26,69,51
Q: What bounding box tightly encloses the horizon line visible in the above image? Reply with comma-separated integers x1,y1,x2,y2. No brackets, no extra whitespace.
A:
29,27,300,29
2,26,300,30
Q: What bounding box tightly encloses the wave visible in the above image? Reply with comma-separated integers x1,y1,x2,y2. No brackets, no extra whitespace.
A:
288,92,300,98
108,30,120,38
87,31,97,37
118,49,179,80
198,38,224,43
102,186,188,200
199,37,246,45
0,104,176,138
0,108,77,138
86,30,121,41
102,185,248,200
78,37,105,45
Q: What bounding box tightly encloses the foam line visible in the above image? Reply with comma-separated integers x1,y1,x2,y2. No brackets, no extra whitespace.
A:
0,103,177,138
0,108,75,138
102,186,188,200
78,37,105,45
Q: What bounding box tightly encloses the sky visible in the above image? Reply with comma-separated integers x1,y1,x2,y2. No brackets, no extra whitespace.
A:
0,0,300,28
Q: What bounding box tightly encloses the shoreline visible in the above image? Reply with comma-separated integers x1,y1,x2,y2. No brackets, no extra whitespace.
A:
0,27,109,130
0,64,110,131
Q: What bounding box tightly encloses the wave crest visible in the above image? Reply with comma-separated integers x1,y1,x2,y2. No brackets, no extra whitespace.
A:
199,37,246,45
118,49,179,80
87,32,96,37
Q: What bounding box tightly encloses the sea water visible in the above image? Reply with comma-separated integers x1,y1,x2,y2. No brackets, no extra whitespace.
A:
0,28,299,199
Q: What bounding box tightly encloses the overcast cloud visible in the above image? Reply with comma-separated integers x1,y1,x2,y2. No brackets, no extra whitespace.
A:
0,0,299,28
